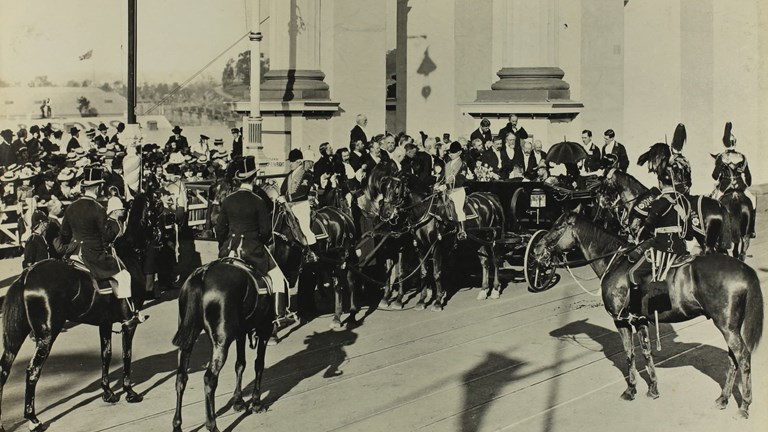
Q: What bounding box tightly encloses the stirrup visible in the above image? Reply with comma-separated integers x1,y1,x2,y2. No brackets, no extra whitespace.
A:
273,310,298,328
122,313,149,329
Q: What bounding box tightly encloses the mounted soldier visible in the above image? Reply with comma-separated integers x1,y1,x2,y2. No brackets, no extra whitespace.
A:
667,124,692,195
56,165,146,328
712,122,755,238
216,156,293,325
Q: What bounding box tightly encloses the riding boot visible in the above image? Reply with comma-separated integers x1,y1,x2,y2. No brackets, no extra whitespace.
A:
749,208,756,238
273,292,296,329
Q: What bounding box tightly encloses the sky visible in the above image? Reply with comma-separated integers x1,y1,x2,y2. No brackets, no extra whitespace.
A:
0,0,262,86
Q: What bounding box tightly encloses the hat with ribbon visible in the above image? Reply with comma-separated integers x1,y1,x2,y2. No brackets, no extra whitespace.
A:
82,165,105,186
57,167,76,182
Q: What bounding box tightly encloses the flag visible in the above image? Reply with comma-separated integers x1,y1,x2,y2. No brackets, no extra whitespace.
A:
79,49,93,61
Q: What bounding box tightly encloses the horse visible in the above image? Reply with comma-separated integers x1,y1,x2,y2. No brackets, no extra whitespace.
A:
379,174,505,310
0,192,161,432
598,168,730,254
711,158,753,260
532,211,763,417
259,180,361,329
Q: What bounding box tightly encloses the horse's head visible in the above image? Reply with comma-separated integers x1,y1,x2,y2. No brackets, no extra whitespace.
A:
379,176,408,223
533,209,581,266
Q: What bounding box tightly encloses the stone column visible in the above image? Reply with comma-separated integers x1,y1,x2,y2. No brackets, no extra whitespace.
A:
263,0,330,101
480,0,571,102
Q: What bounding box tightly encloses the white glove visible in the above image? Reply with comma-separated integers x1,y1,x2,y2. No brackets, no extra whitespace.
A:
276,196,287,204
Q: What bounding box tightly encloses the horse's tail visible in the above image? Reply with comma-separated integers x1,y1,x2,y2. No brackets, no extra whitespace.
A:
2,269,32,350
742,271,764,352
171,266,206,349
718,203,733,250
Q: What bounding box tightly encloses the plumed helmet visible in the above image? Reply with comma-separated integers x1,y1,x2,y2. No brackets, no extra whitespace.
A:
671,123,686,152
722,122,734,147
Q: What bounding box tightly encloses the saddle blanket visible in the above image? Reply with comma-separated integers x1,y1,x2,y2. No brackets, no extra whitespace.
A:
220,257,272,295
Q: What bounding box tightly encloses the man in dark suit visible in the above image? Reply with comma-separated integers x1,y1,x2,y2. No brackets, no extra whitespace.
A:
580,130,602,173
350,114,368,146
12,128,27,157
231,127,243,157
26,125,42,157
165,126,189,152
602,129,629,172
0,129,16,167
67,127,82,152
469,118,493,145
348,139,366,172
217,155,292,323
312,142,335,185
521,141,539,180
500,133,522,177
94,123,110,148
496,114,528,148
111,122,126,147
480,137,504,176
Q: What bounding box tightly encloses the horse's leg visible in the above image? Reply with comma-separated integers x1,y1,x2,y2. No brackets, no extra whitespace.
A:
204,339,231,432
490,243,501,299
172,345,193,432
637,321,659,399
0,332,27,431
24,327,61,432
392,252,405,309
119,324,142,403
249,326,270,413
331,270,343,329
415,260,430,310
343,267,358,326
715,349,738,410
231,335,247,412
477,246,489,300
431,245,444,312
716,326,752,417
615,321,638,400
739,235,750,262
379,258,393,309
98,324,120,403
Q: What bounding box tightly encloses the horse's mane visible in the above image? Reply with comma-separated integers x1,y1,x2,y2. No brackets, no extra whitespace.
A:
572,213,628,250
609,169,649,196
364,160,399,201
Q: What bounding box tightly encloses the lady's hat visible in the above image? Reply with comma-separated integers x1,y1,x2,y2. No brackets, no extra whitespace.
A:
57,167,76,182
235,155,259,179
75,148,87,157
1,170,18,182
196,155,209,163
172,125,183,134
82,165,105,186
66,152,79,162
213,138,224,146
106,196,124,214
18,166,38,180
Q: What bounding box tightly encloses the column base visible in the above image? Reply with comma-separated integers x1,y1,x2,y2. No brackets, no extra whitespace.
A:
477,67,572,102
261,69,330,101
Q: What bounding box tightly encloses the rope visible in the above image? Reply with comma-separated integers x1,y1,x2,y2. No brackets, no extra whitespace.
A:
564,264,602,297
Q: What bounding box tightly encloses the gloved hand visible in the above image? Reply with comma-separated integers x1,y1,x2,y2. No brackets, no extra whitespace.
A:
276,195,287,204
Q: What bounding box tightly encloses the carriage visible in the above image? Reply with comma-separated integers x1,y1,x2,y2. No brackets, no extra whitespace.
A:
464,178,599,292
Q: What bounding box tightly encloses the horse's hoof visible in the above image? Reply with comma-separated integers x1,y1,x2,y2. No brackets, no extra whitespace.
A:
430,304,443,312
267,336,279,346
489,289,501,300
102,391,120,404
330,319,343,330
125,390,143,403
379,300,390,309
646,388,660,399
233,397,247,412
715,396,728,410
27,421,48,432
739,408,749,419
249,401,268,414
392,301,404,310
476,290,487,300
620,387,637,401
414,303,426,311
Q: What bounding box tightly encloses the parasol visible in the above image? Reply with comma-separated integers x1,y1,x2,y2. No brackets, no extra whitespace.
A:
546,141,587,165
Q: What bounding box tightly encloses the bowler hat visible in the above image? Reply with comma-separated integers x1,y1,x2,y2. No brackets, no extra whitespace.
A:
448,141,463,154
235,156,259,179
172,126,183,134
231,127,240,134
97,123,108,131
288,149,304,162
69,126,80,135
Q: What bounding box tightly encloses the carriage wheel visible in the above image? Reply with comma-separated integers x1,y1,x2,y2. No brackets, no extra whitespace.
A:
524,230,557,292
510,188,526,231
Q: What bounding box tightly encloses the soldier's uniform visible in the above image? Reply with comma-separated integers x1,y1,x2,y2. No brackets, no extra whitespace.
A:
23,211,49,268
280,149,320,261
668,151,692,194
712,122,755,237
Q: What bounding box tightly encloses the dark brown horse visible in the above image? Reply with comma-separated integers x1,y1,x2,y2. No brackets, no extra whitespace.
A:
533,212,763,417
171,259,274,432
0,192,161,432
259,181,361,329
720,189,752,260
379,174,505,309
598,168,730,253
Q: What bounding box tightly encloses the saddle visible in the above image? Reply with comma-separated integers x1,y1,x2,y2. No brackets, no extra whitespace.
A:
219,256,272,295
65,256,116,296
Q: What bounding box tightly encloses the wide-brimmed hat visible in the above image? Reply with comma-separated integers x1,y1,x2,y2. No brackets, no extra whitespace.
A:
235,155,259,179
75,148,87,156
288,149,303,162
82,165,105,186
97,123,109,131
18,166,38,180
172,126,183,134
106,197,124,214
197,155,209,163
57,167,76,181
6,163,20,172
211,149,228,160
66,152,79,162
75,157,90,168
1,170,18,182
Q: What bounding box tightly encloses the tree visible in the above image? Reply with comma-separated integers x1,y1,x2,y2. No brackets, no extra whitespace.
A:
28,75,54,87
66,80,82,87
222,58,235,86
99,82,113,92
77,96,99,117
235,50,250,84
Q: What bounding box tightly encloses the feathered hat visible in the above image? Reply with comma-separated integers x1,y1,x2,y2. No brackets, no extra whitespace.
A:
722,122,734,148
671,123,686,152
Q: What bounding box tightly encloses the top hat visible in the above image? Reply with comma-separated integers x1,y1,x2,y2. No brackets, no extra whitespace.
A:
81,165,105,186
288,149,304,162
172,126,183,134
235,156,259,179
448,141,463,154
97,123,109,132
